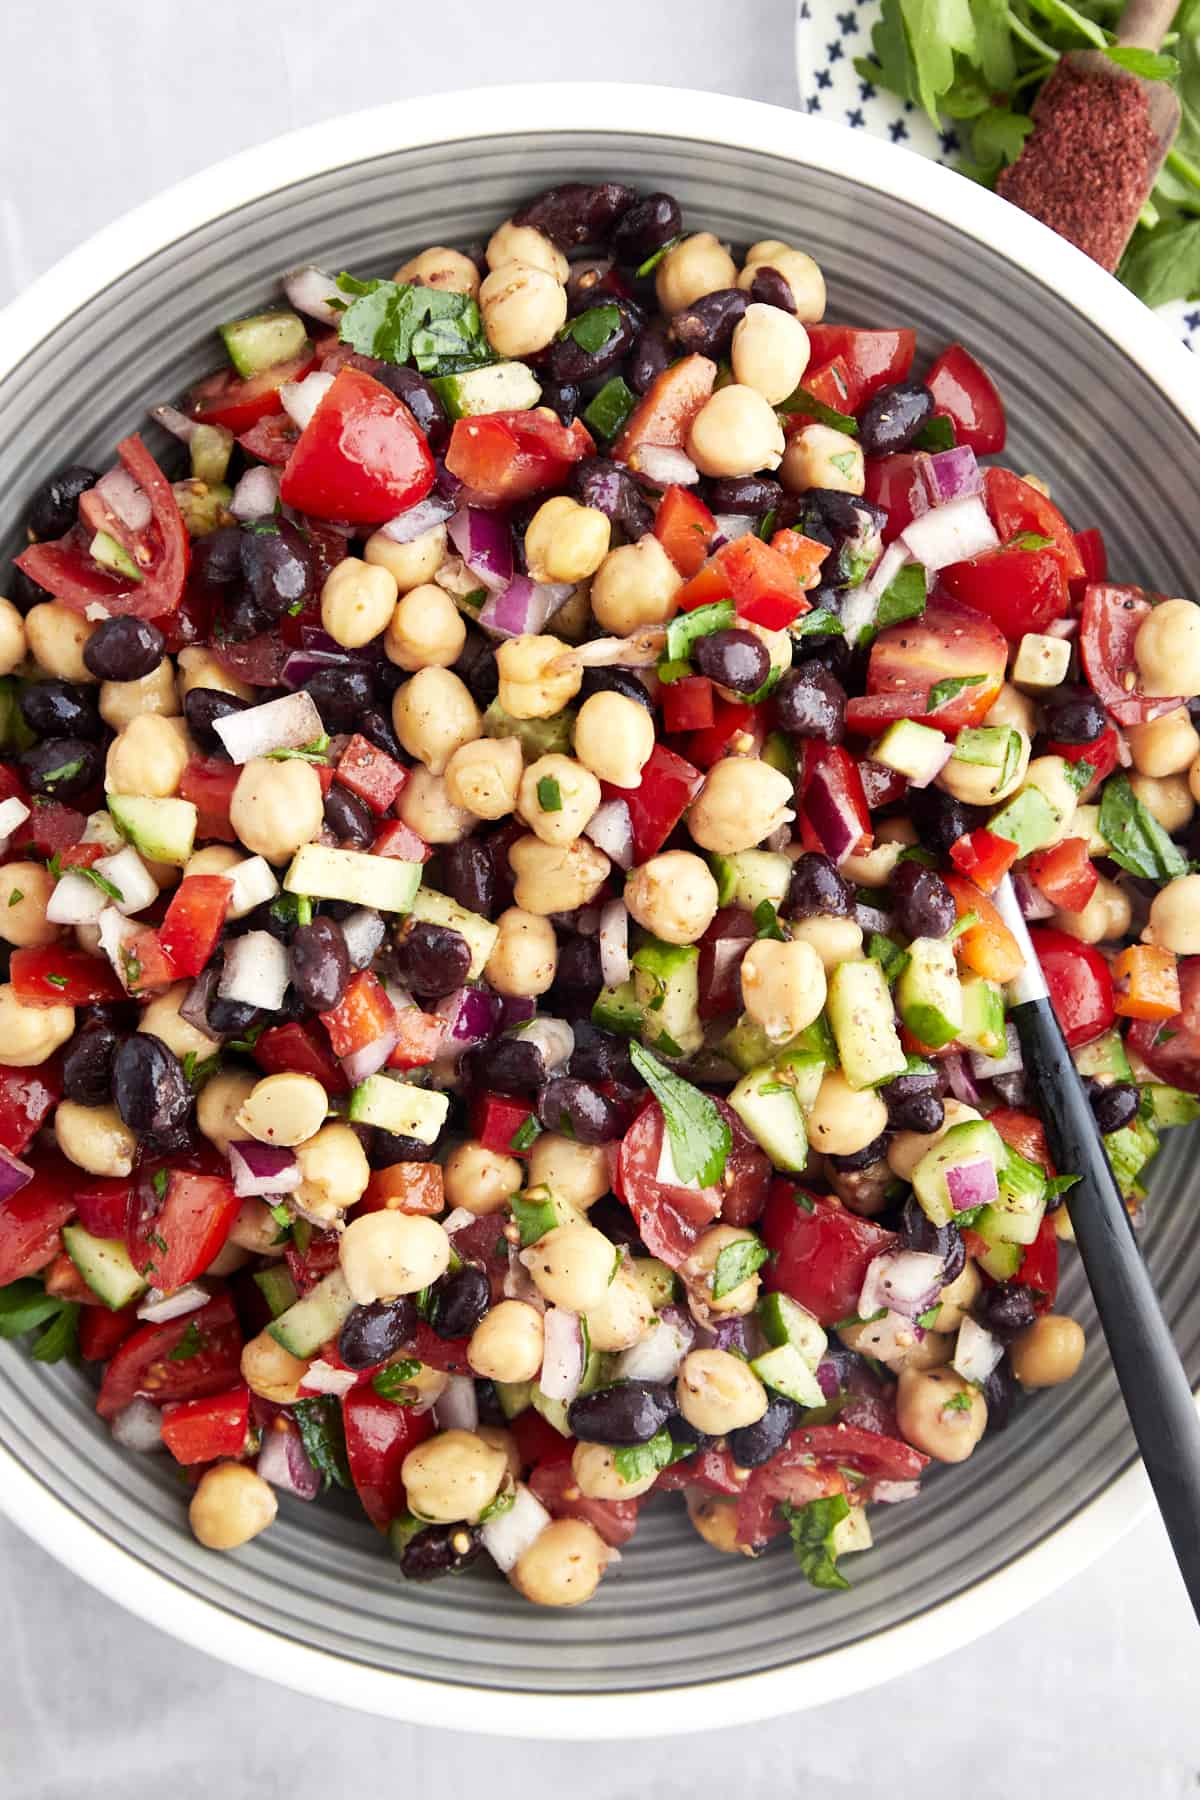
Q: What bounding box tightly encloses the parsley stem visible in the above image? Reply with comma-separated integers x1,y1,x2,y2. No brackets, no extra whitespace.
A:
1166,146,1200,195
1005,11,1059,61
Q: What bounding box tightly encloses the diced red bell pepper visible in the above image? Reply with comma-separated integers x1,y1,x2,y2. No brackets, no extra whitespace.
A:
96,1291,244,1419
359,1162,445,1216
684,699,758,770
9,944,125,1008
157,875,232,978
161,1385,251,1465
320,969,396,1060
948,828,1019,894
343,1385,435,1530
612,354,716,463
471,1092,538,1157
944,875,1024,984
0,1059,63,1155
660,675,715,734
1028,926,1116,1048
677,535,810,630
926,343,1006,454
78,1303,139,1362
179,756,239,844
254,1021,348,1094
371,818,432,863
653,485,719,576
117,927,178,997
769,529,830,587
1111,944,1181,1022
805,326,916,404
1017,1214,1059,1311
386,1007,445,1072
605,742,703,861
1027,838,1099,913
1044,725,1119,797
280,366,435,526
335,735,408,816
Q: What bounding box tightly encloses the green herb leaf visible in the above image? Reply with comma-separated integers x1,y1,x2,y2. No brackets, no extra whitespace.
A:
266,733,330,763
78,865,124,902
753,898,787,941
43,973,69,990
612,1427,688,1484
583,376,637,443
182,1050,221,1088
916,1306,942,1328
635,236,683,278
928,673,985,711
152,1168,170,1199
559,304,621,354
1062,759,1096,796
711,1236,770,1300
1099,773,1190,881
293,1395,352,1487
791,609,844,641
874,562,928,634
867,932,910,983
781,1492,852,1591
536,776,563,814
628,1041,732,1188
168,1321,205,1362
943,1388,974,1413
912,414,956,453
0,1279,66,1340
7,888,22,906
32,1303,79,1363
781,386,858,433
459,587,486,611
1120,218,1200,308
38,757,85,790
1045,1173,1081,1200
336,274,493,374
509,1114,542,1152
511,1188,558,1247
665,600,736,665
899,0,979,122
269,1201,293,1227
371,1360,424,1402
971,106,1035,172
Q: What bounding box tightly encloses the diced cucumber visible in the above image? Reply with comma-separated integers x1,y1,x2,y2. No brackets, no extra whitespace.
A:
896,937,963,1052
348,1075,450,1144
1139,1083,1200,1129
757,1290,828,1366
494,1379,534,1420
762,730,797,780
406,885,498,980
218,310,308,379
284,843,421,913
174,479,233,536
1105,1116,1159,1198
630,1257,679,1309
61,1224,148,1310
958,973,1006,1058
268,1268,355,1359
528,1389,572,1436
974,1198,1044,1248
972,1232,1023,1282
90,531,141,582
1072,803,1109,858
485,698,573,759
827,958,907,1091
633,938,702,1056
431,362,541,419
870,718,949,786
592,981,642,1036
189,421,234,486
706,850,791,914
987,785,1059,857
1074,1029,1132,1086
751,1342,826,1408
728,1060,811,1172
107,794,197,867
253,1264,299,1319
720,1012,776,1073
912,1118,1007,1227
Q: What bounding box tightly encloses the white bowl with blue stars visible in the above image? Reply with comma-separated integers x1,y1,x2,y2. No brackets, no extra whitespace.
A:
794,0,1199,349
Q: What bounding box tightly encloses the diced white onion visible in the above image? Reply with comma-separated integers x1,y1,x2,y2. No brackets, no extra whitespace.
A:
872,1479,922,1505
46,871,108,927
214,690,325,764
137,1283,209,1323
900,494,999,571
482,1483,552,1573
226,855,280,920
282,264,343,325
838,583,881,647
110,1397,164,1453
279,370,336,432
539,1308,585,1402
953,1315,1004,1385
614,1314,694,1383
150,403,199,445
97,905,138,975
230,466,281,522
95,846,159,917
441,1207,480,1236
0,794,30,852
631,444,699,486
300,1360,361,1398
584,799,634,870
710,513,759,545
340,907,387,969
516,1016,575,1074
598,899,630,988
434,1374,479,1432
81,809,124,852
219,931,289,1010
968,1021,1024,1082
96,466,152,532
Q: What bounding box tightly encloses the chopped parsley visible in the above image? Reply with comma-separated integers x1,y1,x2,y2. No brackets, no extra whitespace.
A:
780,386,858,435
0,1279,79,1362
791,608,844,641
168,1321,205,1362
711,1237,770,1300
582,376,636,443
558,304,621,354
927,673,985,712
612,1428,689,1484
943,1389,974,1414
151,1169,170,1200
916,1306,942,1328
372,1360,424,1402
1098,772,1190,882
635,235,683,278
6,888,21,906
511,1187,559,1247
266,733,331,763
43,973,69,990
781,1493,852,1591
912,415,956,453
872,562,928,635
628,1041,731,1189
867,932,910,983
335,273,493,375
182,1050,222,1087
38,757,85,790
1062,759,1096,797
752,898,787,941
292,1395,352,1487
477,1487,517,1523
79,865,124,902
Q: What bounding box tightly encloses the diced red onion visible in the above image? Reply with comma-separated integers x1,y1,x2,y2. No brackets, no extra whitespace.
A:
340,907,386,969
872,1478,922,1504
901,494,999,571
299,1359,361,1398
279,649,367,689
613,1313,694,1383
944,1155,999,1213
710,513,759,546
137,1283,210,1323
764,824,792,853
585,799,634,869
434,985,500,1051
434,1373,480,1431
1011,871,1057,922
517,1016,575,1073
920,445,982,508
229,465,281,522
46,871,108,927
504,1242,545,1308
482,1482,552,1572
282,264,343,325
953,1315,1004,1385
854,901,894,937
499,995,537,1030
478,575,573,639
969,1022,1024,1082
539,1308,586,1402
110,1397,164,1454
280,370,336,432
942,1052,982,1108
96,846,159,917
447,507,515,593
214,690,324,763
804,758,865,865
228,1139,300,1198
95,467,152,533
0,1147,33,1203
599,899,630,988
227,856,279,920
257,1417,321,1500
1046,617,1079,641
219,931,289,1011
631,444,699,487
380,493,456,544
858,1250,945,1322
341,1030,400,1086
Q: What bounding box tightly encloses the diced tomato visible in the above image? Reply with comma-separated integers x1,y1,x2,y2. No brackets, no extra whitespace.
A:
717,1108,774,1228
212,632,291,689
0,1158,77,1286
528,1458,640,1547
9,944,125,1009
653,485,719,576
254,1021,347,1094
605,742,703,861
471,1092,537,1157
408,1317,473,1375
161,1385,251,1466
784,354,856,425
74,1177,132,1240
96,1291,243,1419
661,675,715,734
118,927,177,996
846,598,1008,736
948,828,1019,894
1080,584,1182,726
21,801,87,858
684,698,756,769
1072,527,1108,588
188,348,316,434
284,1230,341,1296
126,1169,240,1292
1112,945,1181,1022
797,742,872,862
512,1410,574,1469
1044,726,1119,797
1128,959,1200,1092
320,969,396,1059
1027,838,1099,912
989,1108,1056,1175
699,907,756,1020
342,1385,435,1530
78,1303,138,1362
335,735,408,816
944,874,1024,983
0,1060,62,1155
940,544,1070,639
237,411,299,466
43,1251,99,1306
279,366,435,524
735,1453,846,1547
769,529,830,587
805,326,916,403
863,452,926,544
1017,1214,1059,1311
983,469,1084,580
1028,926,1115,1048
386,1008,445,1072
612,354,716,463
761,1185,898,1326
179,756,239,844
738,1423,927,1547
445,410,594,504
371,818,431,863
360,1162,445,1216
157,875,232,977
616,1097,769,1264
926,343,1006,454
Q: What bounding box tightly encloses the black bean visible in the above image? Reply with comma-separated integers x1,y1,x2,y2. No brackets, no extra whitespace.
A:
28,465,98,541
976,1281,1039,1342
1091,1080,1140,1134
796,488,887,541
897,1193,966,1287
370,365,449,452
907,786,990,856
358,707,406,764
748,266,795,312
1040,687,1106,744
700,475,783,518
323,781,374,850
513,181,636,248
553,936,604,999
611,193,682,266
396,921,471,998
727,1393,802,1468
222,590,269,642
369,1133,436,1170
566,259,618,314
207,996,261,1037
19,681,101,741
190,524,244,591
304,664,374,732
588,1194,646,1254
891,860,957,941
827,1132,891,1173
440,839,497,919
881,1075,945,1136
538,1076,628,1144
566,1380,675,1445
797,626,854,685
568,456,654,538
338,1297,418,1370
238,519,315,619
774,659,847,741
785,852,853,920
857,380,935,458
288,916,352,1012
663,1408,711,1452
576,666,654,712
431,1264,491,1339
569,1020,634,1086
982,1357,1016,1433
470,1036,545,1097
628,320,673,395
9,567,52,614
693,628,770,695
544,302,639,385
453,634,500,711
668,288,747,357
991,1071,1029,1110
399,1523,484,1581
539,379,580,425
475,1379,507,1428
83,616,165,683
110,1033,191,1137
62,1021,124,1107
18,737,101,802
183,687,250,750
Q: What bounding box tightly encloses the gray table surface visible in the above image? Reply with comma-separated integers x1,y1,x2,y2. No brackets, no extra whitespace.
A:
1,1,1198,1789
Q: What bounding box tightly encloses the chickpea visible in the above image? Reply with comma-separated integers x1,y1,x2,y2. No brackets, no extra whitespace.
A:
0,862,59,947
781,424,865,496
1135,598,1200,698
589,536,682,637
737,240,827,322
321,557,398,650
106,713,189,799
197,1069,258,1155
484,907,557,998
1128,706,1200,778
524,1222,618,1312
97,658,179,733
730,303,810,406
839,836,906,887
229,1197,287,1256
485,219,568,281
478,1425,521,1485
526,1134,609,1212
683,1224,764,1317
445,736,524,820
393,669,482,777
176,646,254,702
517,753,601,847
687,385,785,480
189,1463,277,1551
339,1209,450,1304
383,580,465,671
887,1099,981,1183
624,851,719,946
468,1300,545,1383
509,834,610,914
1130,771,1194,835
925,1259,982,1333
984,681,1037,737
895,1366,987,1463
571,1440,659,1502
570,690,655,791
1189,751,1200,808
236,1072,327,1148
139,982,222,1062
687,758,794,855
1054,875,1132,946
495,634,582,720
25,603,97,682
479,264,567,357
586,1266,654,1351
53,1099,136,1177
396,768,477,844
789,913,864,972
1144,873,1200,954
808,1070,890,1157
394,245,480,297
402,1428,508,1524
938,730,1030,807
229,758,324,864
511,1517,609,1607
1011,1314,1085,1388
293,1122,371,1221
184,844,243,882
655,232,738,314
524,496,611,585
444,1139,523,1216
0,598,27,676
676,1347,768,1435
205,1239,249,1279
740,938,826,1042
241,1330,310,1404
0,983,73,1066
686,1490,754,1557
365,524,448,595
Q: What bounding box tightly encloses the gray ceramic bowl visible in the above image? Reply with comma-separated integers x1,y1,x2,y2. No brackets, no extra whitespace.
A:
1,86,1198,1736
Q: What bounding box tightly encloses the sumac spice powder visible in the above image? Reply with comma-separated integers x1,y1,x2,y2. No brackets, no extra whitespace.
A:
996,60,1158,273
